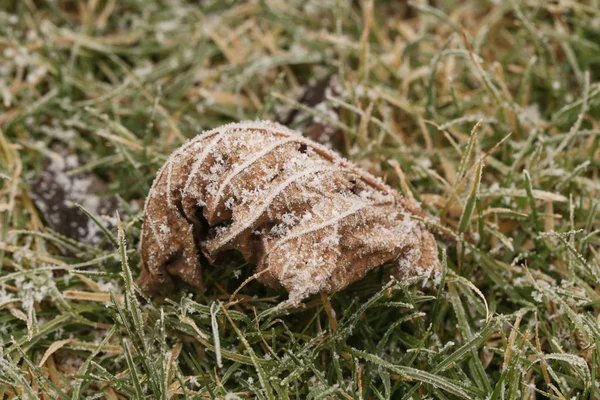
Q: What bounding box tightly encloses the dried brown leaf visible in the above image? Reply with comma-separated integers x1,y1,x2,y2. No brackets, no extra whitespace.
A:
31,146,119,250
139,121,439,304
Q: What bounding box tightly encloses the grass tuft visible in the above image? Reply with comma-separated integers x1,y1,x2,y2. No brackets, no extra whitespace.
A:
1,0,600,398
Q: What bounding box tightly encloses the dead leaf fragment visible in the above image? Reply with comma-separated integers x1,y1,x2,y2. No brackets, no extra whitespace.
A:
31,146,119,250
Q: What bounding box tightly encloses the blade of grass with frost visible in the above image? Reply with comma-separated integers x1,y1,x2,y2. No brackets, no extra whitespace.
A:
0,358,41,400
275,335,328,385
115,142,151,193
555,70,590,155
66,153,124,176
210,302,223,369
116,215,165,394
461,27,503,105
557,160,591,191
0,264,61,284
437,115,497,131
409,2,461,34
220,362,244,386
86,360,119,384
375,312,426,355
271,328,325,379
347,347,483,398
11,229,97,255
3,88,59,133
440,121,480,219
157,308,168,400
69,252,126,272
326,95,406,147
71,324,118,399
220,302,279,400
176,297,217,319
430,248,449,330
538,354,591,392
117,213,146,349
546,231,600,282
310,385,339,400
432,318,498,374
583,202,598,244
517,56,538,105
559,37,583,84
447,283,492,393
329,345,344,385
0,260,81,323
173,370,193,400
523,170,541,233
284,349,336,399
122,338,145,399
5,314,71,360
458,159,483,235
378,369,392,400
426,38,457,118
258,72,286,120
296,301,328,336
452,275,490,321
111,299,163,395
551,83,600,125
484,223,515,252
236,52,323,90
330,279,400,344
14,343,71,400
84,105,144,145
75,203,119,248
542,286,592,342
471,197,484,251
506,330,529,399
397,289,429,366
174,317,259,366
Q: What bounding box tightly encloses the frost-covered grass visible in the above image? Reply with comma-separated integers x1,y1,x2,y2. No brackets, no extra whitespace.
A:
1,0,600,398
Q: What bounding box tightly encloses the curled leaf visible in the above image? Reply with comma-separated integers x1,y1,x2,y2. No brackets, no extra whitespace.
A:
139,121,439,304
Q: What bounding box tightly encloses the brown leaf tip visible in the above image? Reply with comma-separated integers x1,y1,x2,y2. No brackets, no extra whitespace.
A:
139,120,439,304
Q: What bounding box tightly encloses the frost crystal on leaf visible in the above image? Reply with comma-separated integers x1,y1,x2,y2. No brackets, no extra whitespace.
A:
139,121,439,304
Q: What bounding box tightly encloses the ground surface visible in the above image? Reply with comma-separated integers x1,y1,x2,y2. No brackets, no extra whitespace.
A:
1,1,600,399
